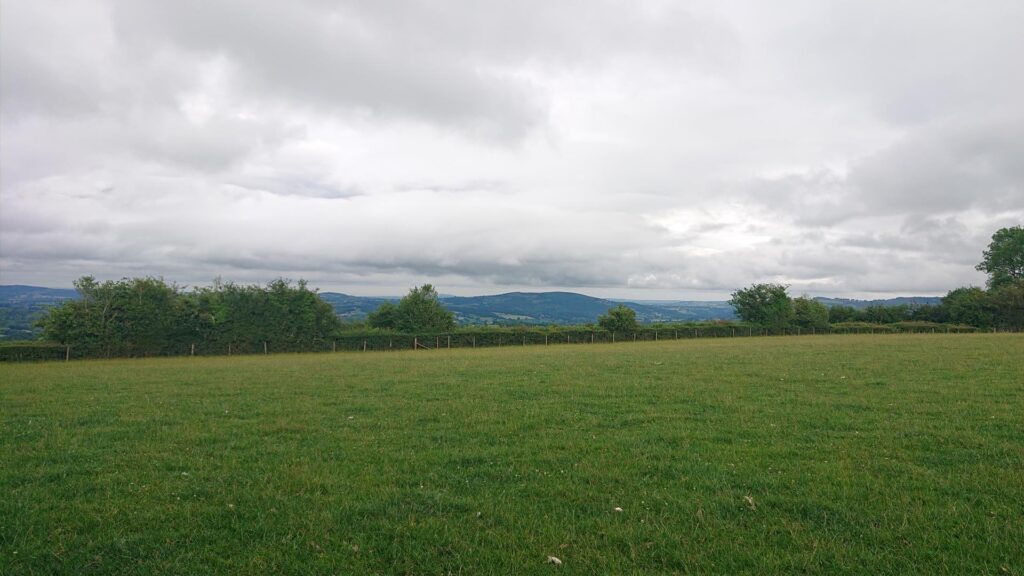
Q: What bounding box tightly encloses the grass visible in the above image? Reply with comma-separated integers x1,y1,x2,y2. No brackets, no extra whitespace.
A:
2,333,1023,575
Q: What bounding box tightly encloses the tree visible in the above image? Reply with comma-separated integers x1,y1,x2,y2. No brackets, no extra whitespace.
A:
792,297,829,330
988,280,1024,330
368,285,455,332
39,276,342,356
366,302,400,330
729,283,793,328
976,226,1024,289
827,304,859,323
941,286,993,327
598,304,639,332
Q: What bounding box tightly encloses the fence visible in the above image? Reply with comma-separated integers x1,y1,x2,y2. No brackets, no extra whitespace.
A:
1,322,1002,362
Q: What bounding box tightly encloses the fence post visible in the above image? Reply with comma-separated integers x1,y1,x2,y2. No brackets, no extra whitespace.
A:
655,331,658,341
448,335,452,349
191,343,195,356
612,332,615,343
228,343,232,355
414,337,418,350
65,345,70,362
591,332,595,344
473,336,477,348
363,340,367,352
544,334,548,345
633,333,637,342
264,341,268,355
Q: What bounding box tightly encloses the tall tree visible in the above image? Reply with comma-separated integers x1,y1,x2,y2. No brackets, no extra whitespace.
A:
976,226,1024,289
598,304,639,332
728,283,793,329
792,297,829,330
368,285,455,332
942,287,993,328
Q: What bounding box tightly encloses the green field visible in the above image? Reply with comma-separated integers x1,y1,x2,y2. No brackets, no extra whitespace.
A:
2,334,1023,574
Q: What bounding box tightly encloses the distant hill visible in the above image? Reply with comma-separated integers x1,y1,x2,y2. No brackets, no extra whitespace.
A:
0,285,79,305
813,296,942,309
0,285,79,340
321,291,735,325
318,293,398,321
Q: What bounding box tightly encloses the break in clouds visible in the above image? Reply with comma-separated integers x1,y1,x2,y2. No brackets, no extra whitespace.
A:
2,0,1022,298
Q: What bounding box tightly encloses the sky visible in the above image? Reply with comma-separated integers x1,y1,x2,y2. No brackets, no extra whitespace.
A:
1,1,1022,299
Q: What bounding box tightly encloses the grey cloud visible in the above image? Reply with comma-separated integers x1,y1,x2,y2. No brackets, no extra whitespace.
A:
2,1,1021,297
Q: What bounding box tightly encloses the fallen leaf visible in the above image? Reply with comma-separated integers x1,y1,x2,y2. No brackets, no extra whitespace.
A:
547,555,562,566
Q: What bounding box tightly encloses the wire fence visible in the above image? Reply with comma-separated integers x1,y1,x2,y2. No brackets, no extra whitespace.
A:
1,323,1010,363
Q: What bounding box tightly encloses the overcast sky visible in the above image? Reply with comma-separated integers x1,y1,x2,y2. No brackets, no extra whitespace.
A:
2,1,1021,298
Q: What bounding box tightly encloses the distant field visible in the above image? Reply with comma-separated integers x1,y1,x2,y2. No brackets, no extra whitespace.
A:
2,334,1022,574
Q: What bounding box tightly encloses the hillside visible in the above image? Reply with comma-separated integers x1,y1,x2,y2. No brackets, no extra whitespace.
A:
0,286,79,340
814,296,942,309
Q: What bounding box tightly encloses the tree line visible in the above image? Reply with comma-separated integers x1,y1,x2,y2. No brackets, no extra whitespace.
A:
39,277,342,357
728,226,1024,330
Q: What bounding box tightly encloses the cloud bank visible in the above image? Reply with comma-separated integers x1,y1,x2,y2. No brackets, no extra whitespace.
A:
2,0,1021,297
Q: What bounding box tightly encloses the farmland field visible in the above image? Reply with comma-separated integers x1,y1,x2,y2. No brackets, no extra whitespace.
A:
2,334,1023,575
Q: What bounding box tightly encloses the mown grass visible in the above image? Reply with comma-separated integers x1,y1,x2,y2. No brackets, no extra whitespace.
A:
2,334,1023,575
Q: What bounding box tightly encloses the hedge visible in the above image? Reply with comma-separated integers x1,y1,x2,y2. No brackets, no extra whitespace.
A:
0,342,69,362
0,322,986,362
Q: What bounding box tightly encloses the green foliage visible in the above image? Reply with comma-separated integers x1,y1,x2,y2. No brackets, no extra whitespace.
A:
729,283,793,328
38,276,341,357
826,305,858,323
792,296,829,330
367,285,455,333
39,276,195,357
0,342,67,362
597,304,639,332
942,286,994,328
976,225,1024,289
988,280,1024,329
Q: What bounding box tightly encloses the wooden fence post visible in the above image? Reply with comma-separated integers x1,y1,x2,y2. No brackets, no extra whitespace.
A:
191,343,195,356
448,335,451,349
414,337,418,350
65,345,70,362
363,340,367,352
333,341,337,352
612,332,615,343
264,341,268,355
